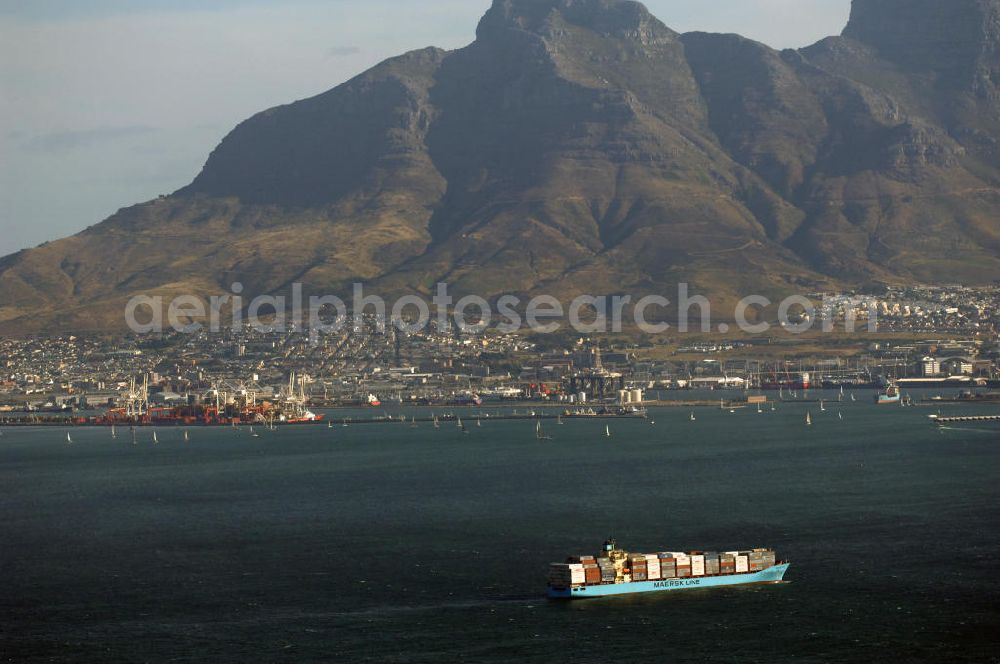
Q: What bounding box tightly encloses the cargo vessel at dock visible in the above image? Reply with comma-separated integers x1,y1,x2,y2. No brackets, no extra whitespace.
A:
548,539,788,599
93,373,323,427
875,383,902,405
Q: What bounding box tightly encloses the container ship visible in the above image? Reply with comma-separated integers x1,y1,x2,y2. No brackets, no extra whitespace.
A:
760,372,811,391
548,539,789,599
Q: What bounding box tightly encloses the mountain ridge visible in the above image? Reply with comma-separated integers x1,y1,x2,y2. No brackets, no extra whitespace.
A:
2,0,999,333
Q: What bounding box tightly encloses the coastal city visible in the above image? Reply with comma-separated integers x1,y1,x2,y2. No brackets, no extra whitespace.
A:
3,286,998,418
5,1,1000,660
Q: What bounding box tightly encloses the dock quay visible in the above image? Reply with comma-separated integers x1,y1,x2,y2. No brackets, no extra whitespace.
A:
929,415,1000,424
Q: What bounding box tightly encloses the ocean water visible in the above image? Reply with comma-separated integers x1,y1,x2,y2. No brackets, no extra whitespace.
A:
1,392,998,662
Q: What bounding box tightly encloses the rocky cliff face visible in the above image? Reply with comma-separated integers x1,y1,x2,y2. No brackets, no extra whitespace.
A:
1,0,999,332
844,0,1000,87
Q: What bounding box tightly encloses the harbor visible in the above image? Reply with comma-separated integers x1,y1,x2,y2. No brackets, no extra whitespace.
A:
2,391,997,661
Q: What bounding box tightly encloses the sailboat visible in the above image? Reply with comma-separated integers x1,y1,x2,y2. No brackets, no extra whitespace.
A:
771,403,776,412
343,418,349,427
459,417,469,434
806,412,812,426
250,426,259,438
557,414,564,425
152,430,159,444
131,427,137,445
536,420,552,441
411,416,419,428
838,412,844,421
66,431,73,444
111,424,117,439
605,425,611,438
184,429,190,442
690,412,696,422
820,400,826,412
757,403,763,414
328,420,333,429
432,414,440,429
850,393,856,402
476,418,482,428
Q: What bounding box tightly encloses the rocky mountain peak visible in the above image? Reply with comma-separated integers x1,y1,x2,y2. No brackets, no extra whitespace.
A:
843,0,1000,85
476,0,676,45
2,0,1000,334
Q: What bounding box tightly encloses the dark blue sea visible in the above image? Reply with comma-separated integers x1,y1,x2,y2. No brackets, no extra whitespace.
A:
2,391,998,662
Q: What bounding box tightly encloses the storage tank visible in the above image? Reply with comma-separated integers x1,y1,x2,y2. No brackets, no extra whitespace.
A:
631,389,643,404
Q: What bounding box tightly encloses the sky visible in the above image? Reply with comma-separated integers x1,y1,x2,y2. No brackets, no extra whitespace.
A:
0,0,852,257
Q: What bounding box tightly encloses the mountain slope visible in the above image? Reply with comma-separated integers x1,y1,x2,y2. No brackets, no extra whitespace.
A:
2,0,999,333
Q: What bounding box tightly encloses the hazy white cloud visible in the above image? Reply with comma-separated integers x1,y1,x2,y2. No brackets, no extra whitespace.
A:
19,125,158,153
0,0,851,257
328,45,362,58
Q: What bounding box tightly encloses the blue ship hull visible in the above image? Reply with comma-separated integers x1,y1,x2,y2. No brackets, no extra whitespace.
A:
548,563,790,599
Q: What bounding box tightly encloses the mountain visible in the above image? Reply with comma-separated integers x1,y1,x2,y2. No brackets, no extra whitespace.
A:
3,0,1000,333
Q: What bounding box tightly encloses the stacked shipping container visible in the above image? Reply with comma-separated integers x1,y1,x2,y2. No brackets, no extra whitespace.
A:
550,548,779,588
